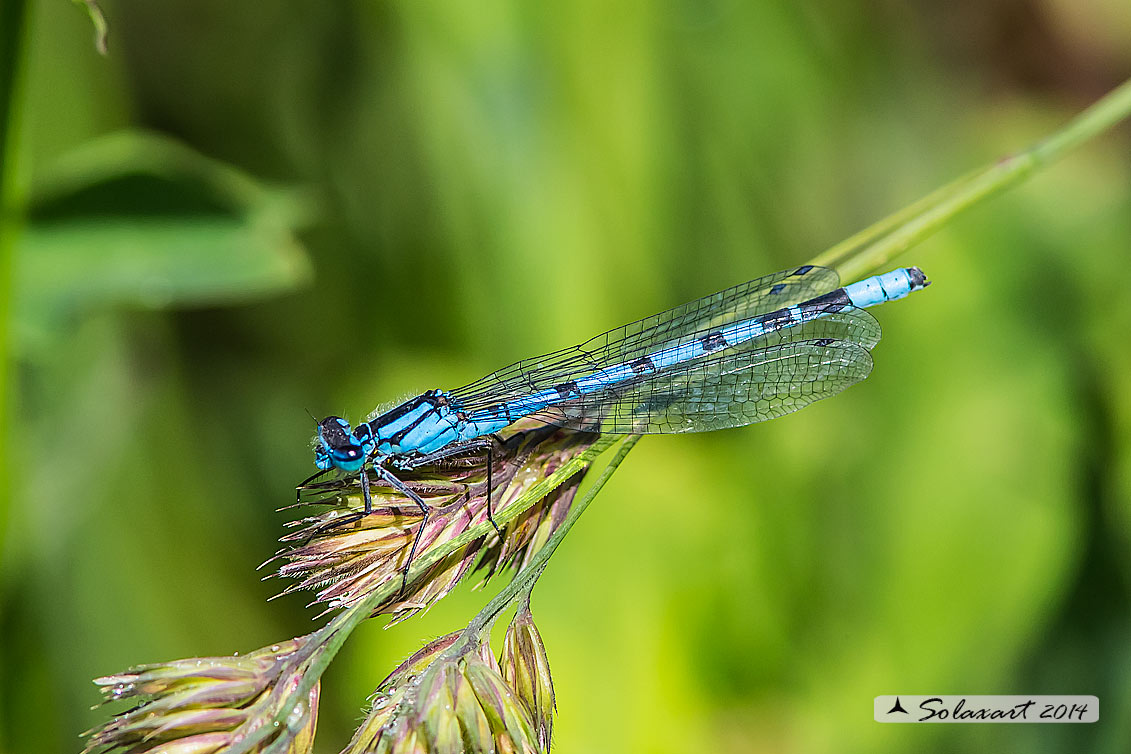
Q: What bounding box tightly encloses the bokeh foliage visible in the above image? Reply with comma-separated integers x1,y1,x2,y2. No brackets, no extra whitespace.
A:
3,1,1131,753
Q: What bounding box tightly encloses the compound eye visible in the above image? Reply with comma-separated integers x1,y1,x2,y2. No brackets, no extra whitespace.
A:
317,416,354,448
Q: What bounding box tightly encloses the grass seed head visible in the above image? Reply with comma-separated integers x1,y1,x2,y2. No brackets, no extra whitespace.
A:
501,602,555,750
82,637,320,754
343,627,549,754
277,424,596,623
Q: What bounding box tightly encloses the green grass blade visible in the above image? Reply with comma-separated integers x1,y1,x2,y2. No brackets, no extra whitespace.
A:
812,77,1131,280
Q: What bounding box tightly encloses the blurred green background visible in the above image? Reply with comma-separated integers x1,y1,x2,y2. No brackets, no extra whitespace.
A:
3,0,1131,752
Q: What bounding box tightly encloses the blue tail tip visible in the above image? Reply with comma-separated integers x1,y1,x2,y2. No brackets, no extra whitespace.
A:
906,266,930,289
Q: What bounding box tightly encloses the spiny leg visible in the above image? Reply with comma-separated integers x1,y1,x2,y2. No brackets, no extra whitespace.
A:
295,468,331,506
295,465,378,548
294,508,369,546
369,464,432,597
400,437,506,542
483,442,504,542
358,466,374,514
292,467,364,547
403,436,497,468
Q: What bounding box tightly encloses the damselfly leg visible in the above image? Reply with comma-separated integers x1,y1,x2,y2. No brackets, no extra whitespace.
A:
298,434,513,598
295,468,332,505
361,464,432,597
402,435,506,541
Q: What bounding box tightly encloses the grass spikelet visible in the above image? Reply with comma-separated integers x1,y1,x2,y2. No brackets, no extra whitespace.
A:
343,627,548,754
82,638,320,754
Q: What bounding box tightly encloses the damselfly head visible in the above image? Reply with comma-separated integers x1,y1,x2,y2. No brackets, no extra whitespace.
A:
315,416,373,473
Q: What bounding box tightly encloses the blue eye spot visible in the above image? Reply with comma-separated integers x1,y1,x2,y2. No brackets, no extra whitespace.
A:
331,448,367,473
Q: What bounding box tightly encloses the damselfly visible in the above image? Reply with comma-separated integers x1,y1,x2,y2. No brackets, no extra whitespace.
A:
299,265,929,590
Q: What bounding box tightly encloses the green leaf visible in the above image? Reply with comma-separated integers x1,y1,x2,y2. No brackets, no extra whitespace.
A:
15,129,315,354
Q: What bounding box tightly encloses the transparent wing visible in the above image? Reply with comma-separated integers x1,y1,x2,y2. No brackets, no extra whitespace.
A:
520,309,879,434
451,265,840,412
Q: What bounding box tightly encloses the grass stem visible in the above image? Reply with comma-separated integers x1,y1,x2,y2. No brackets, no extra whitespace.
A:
812,77,1131,280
